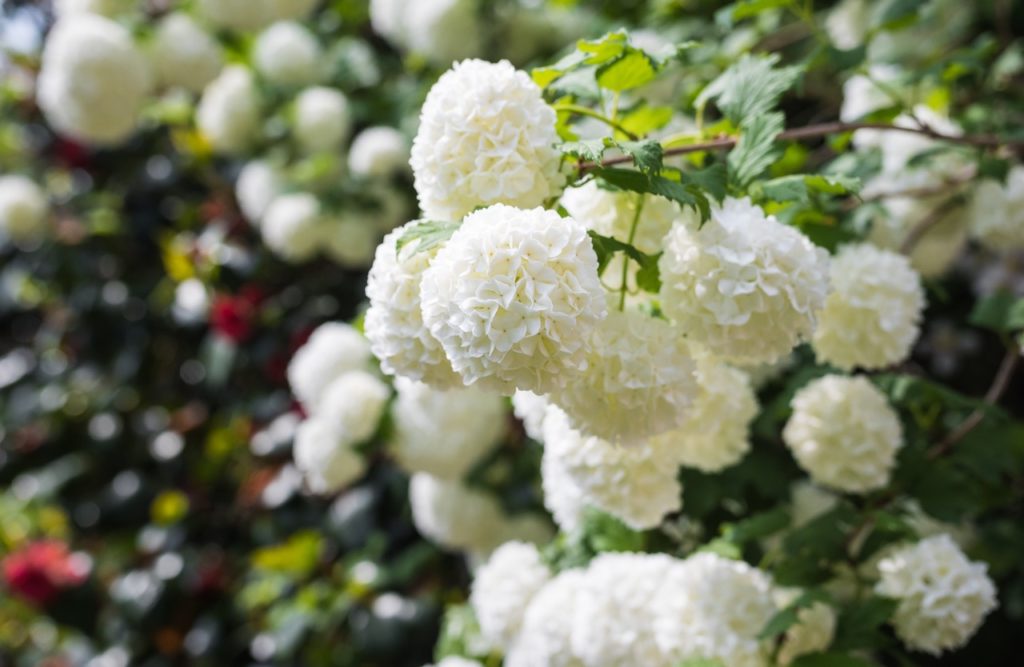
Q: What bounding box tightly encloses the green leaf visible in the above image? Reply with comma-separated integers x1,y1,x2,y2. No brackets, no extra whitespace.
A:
620,105,674,137
759,589,831,640
587,229,647,273
729,112,784,187
790,653,877,667
595,167,711,220
561,139,607,163
831,596,898,652
684,163,729,202
969,290,1024,333
577,31,629,65
761,174,861,202
597,49,659,91
395,219,460,254
731,0,793,20
615,139,664,174
677,659,725,667
876,0,928,30
635,253,662,293
695,53,803,125
723,506,791,546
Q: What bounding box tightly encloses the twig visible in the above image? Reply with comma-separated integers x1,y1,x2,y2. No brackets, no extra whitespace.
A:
897,199,962,255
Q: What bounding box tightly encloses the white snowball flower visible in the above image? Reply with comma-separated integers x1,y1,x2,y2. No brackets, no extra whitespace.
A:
839,65,902,123
411,60,564,221
364,222,462,388
783,375,903,494
37,15,151,145
368,0,405,44
390,377,506,479
261,193,323,262
287,322,374,412
317,370,390,443
404,0,482,65
348,126,409,178
774,591,837,666
548,308,698,446
539,436,588,532
293,417,366,494
235,160,284,225
969,166,1024,251
506,570,587,667
561,182,679,254
790,481,839,527
868,194,969,279
0,176,48,245
320,213,381,269
857,107,968,194
196,65,261,154
408,473,506,552
825,0,871,50
653,552,776,667
540,407,682,530
876,534,997,655
665,359,758,473
253,21,321,87
511,390,551,442
572,553,680,667
813,243,925,371
659,197,830,364
293,87,351,153
470,541,552,652
420,205,606,395
151,13,223,94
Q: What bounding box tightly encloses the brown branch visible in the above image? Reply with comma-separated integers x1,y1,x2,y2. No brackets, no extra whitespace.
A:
928,346,1021,460
580,121,1024,171
897,199,963,256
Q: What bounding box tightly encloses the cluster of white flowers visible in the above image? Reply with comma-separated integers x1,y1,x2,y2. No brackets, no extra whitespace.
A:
969,166,1024,251
260,193,324,261
389,377,506,479
659,197,830,364
37,15,151,145
773,590,837,666
197,66,261,154
783,375,903,493
411,60,565,221
150,13,224,94
235,160,284,224
561,183,679,254
876,534,997,655
812,243,925,370
470,541,552,652
0,176,48,246
348,127,410,178
293,87,351,153
369,0,482,65
253,21,322,87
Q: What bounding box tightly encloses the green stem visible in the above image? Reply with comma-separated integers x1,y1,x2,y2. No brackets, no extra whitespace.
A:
554,103,639,140
619,194,646,311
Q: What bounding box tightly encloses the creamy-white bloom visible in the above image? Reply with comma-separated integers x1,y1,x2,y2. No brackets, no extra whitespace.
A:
293,87,351,153
790,481,839,527
470,541,552,652
390,377,505,479
369,0,481,65
783,375,903,493
408,473,507,552
348,127,409,178
659,197,830,364
506,570,587,667
665,359,758,473
236,160,284,225
539,435,588,532
151,13,223,93
876,534,997,655
364,222,462,387
969,166,1024,250
196,65,261,154
37,15,151,145
839,65,902,123
825,0,872,50
868,194,969,279
0,176,48,245
253,21,321,86
420,205,606,394
261,193,323,262
813,243,925,370
317,370,390,443
774,590,837,666
548,308,697,446
541,407,682,530
411,60,564,221
320,213,380,269
512,390,551,442
287,322,375,412
561,182,679,255
293,417,366,494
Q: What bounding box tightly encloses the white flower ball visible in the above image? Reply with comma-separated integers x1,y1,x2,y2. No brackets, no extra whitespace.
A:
0,176,48,245
369,0,481,65
364,222,462,388
540,407,682,531
839,65,902,123
37,15,151,145
561,182,679,254
653,552,776,667
659,197,830,364
253,21,321,87
774,592,837,666
348,127,409,178
235,160,284,225
664,359,758,473
261,193,323,262
783,375,903,494
548,308,698,446
420,204,606,395
287,322,374,412
317,370,390,444
408,473,506,552
151,13,223,93
876,534,997,655
368,0,405,44
857,107,968,194
790,481,839,527
411,59,564,221
868,194,968,279
293,417,366,494
539,435,588,532
825,0,872,49
293,87,351,153
390,377,506,479
470,541,552,652
511,390,551,442
969,166,1024,251
506,570,587,667
196,65,261,154
320,213,381,269
813,243,925,371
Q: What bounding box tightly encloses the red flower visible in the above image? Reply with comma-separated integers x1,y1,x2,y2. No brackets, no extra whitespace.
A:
2,540,88,607
210,290,263,343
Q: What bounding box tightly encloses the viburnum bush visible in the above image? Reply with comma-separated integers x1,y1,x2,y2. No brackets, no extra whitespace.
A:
2,1,1024,666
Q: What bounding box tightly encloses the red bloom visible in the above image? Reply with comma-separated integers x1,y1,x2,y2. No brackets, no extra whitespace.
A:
210,293,259,343
2,540,88,607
